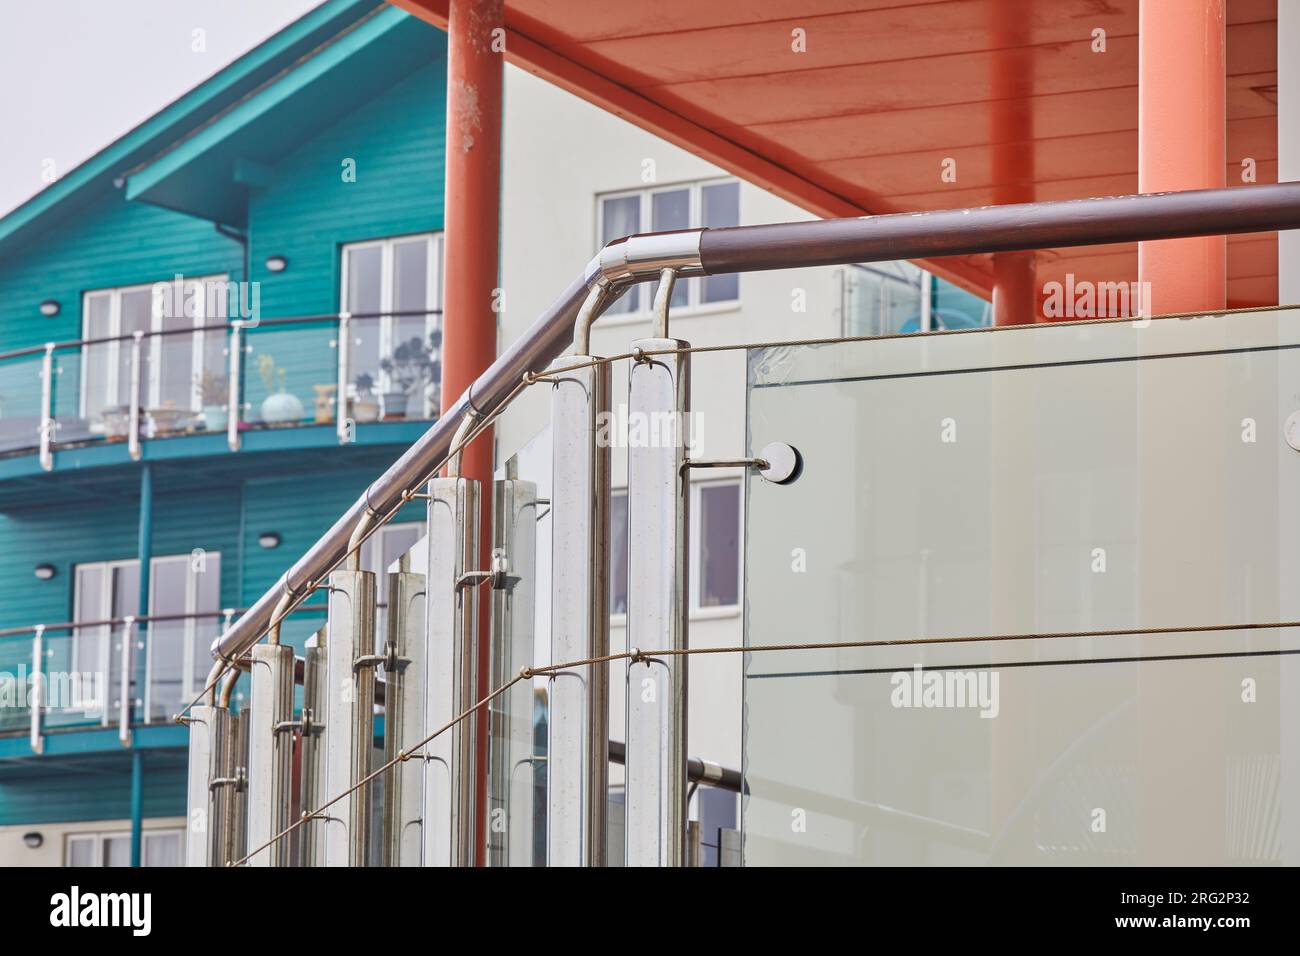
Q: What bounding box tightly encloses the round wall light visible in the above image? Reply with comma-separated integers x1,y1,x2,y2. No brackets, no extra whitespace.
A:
34,564,56,581
258,532,281,550
264,256,288,273
22,832,43,849
39,300,60,317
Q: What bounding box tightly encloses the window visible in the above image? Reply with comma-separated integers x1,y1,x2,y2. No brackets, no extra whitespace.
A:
66,829,183,867
82,277,230,425
609,479,742,617
340,234,444,417
841,263,992,338
73,554,221,722
598,180,740,316
692,481,741,610
361,522,424,652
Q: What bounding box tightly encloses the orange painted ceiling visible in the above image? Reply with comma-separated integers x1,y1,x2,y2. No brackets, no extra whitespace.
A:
392,0,1279,311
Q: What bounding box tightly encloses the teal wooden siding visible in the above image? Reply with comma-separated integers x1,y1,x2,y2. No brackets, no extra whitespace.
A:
0,193,244,351
243,61,447,412
0,751,187,826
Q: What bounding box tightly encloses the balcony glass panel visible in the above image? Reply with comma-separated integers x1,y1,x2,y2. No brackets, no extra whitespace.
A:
743,309,1300,865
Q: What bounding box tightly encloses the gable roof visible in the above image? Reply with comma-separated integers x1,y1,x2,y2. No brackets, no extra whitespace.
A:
0,0,382,255
123,4,438,227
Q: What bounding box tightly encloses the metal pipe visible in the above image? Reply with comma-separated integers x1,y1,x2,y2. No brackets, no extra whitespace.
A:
227,321,243,452
129,750,144,867
128,330,143,461
39,343,54,472
29,625,44,755
215,182,1300,670
650,268,677,339
336,311,351,445
697,182,1300,276
446,405,479,480
118,616,135,747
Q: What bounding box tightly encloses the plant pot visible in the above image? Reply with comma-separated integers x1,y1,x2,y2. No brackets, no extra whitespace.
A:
261,390,304,425
149,407,187,435
313,384,337,424
101,406,131,441
202,405,229,432
382,391,409,419
351,395,381,424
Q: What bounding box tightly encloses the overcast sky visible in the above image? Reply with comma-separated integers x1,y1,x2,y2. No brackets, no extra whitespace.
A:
0,0,323,219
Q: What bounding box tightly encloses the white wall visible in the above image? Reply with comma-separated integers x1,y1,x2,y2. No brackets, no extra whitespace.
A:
0,817,186,867
498,66,847,774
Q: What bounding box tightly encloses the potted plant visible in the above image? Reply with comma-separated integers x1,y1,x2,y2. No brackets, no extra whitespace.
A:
148,399,187,435
257,354,304,425
351,372,381,423
101,405,131,441
196,369,229,432
379,335,438,419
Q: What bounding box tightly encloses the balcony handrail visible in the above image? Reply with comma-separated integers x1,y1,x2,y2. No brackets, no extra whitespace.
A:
0,308,444,364
0,604,328,642
211,181,1300,668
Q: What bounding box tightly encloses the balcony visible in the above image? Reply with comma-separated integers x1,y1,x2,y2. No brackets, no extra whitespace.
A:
0,309,443,473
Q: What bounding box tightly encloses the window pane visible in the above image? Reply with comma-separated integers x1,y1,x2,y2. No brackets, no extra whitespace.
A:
84,294,113,421
697,484,740,607
200,281,229,404
345,246,383,389
701,182,741,303
143,832,181,867
610,491,629,615
601,197,640,314
71,566,106,717
67,836,96,867
158,293,196,416
103,835,130,867
650,190,690,309
389,239,434,415
148,559,188,720
117,290,152,410
193,556,221,690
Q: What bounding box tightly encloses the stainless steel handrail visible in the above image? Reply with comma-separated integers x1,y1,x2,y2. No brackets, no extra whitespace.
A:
214,181,1300,667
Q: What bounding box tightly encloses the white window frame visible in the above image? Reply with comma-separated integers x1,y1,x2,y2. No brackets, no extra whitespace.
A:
80,275,229,419
339,232,444,400
596,178,741,319
65,827,185,867
609,477,744,623
72,553,221,723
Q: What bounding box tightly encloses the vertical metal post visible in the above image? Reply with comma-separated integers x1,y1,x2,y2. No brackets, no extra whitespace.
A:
489,477,538,867
29,626,44,755
299,630,327,867
128,330,144,461
39,343,54,472
624,334,691,867
129,749,144,867
227,321,243,452
323,567,377,866
336,312,351,445
424,476,481,866
118,617,135,747
185,703,215,866
383,557,427,867
547,352,612,867
136,462,152,724
209,705,247,867
246,643,295,866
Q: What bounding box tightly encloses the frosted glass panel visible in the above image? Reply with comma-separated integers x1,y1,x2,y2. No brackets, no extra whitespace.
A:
743,310,1300,866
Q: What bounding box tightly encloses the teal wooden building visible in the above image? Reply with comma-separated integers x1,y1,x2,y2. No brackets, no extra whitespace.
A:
0,0,446,866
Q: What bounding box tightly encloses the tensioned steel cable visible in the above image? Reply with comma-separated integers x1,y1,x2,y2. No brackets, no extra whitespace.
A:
229,614,1300,866
174,375,531,722
213,310,1300,863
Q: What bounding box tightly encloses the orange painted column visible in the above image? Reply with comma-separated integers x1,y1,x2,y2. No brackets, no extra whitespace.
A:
992,252,1038,325
1137,0,1226,313
441,0,503,866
